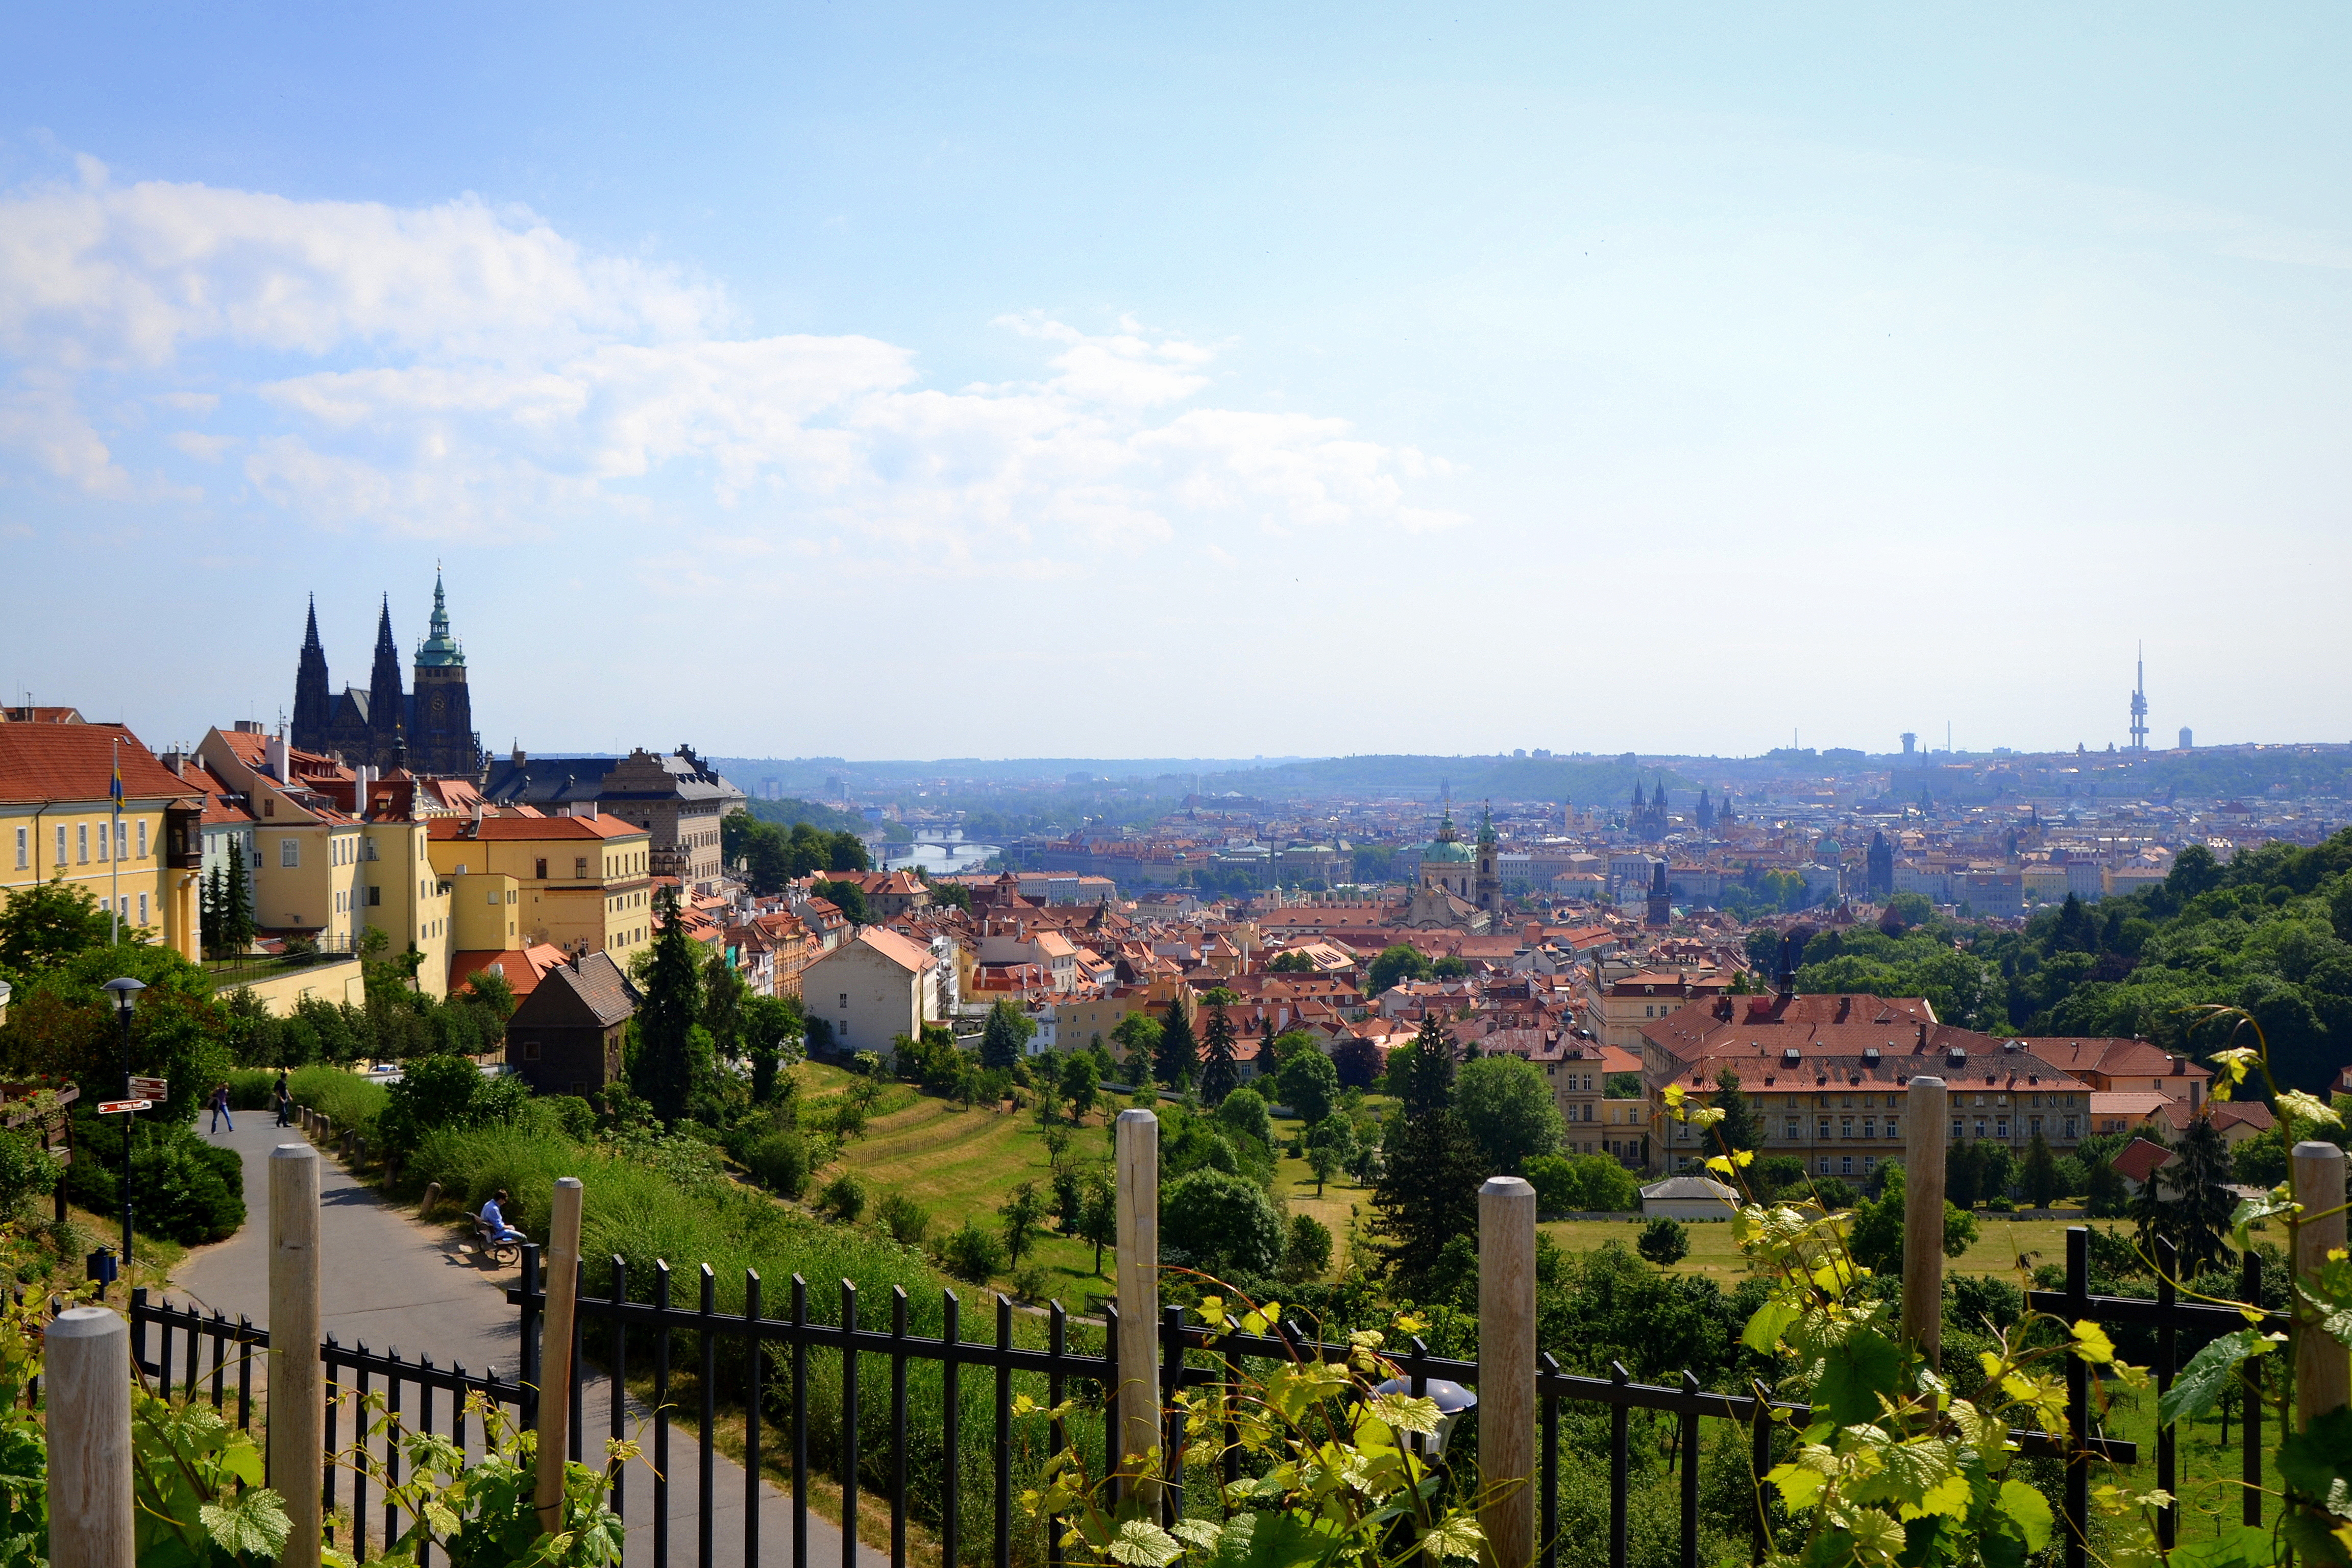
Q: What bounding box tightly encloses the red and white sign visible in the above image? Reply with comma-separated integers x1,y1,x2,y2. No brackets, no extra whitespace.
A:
95,1098,151,1116
129,1076,167,1099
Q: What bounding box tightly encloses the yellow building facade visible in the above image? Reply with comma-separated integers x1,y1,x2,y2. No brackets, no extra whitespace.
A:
0,719,202,960
426,813,653,962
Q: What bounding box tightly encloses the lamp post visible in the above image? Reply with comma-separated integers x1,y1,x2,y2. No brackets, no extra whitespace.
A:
100,977,143,1278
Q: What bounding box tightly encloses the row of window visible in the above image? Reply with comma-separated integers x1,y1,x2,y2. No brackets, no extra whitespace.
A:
1754,1091,2081,1111
12,820,149,870
1761,1114,2082,1142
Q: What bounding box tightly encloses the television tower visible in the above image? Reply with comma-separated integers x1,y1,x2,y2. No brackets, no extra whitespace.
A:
2128,644,2149,752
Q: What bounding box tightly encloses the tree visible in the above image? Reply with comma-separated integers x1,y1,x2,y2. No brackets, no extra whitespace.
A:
1111,1011,1162,1080
1198,1003,1240,1105
1281,1213,1333,1282
1525,1152,1639,1213
1161,1167,1286,1280
629,885,710,1125
1455,1055,1566,1175
2085,1152,2129,1217
1214,1086,1274,1153
2169,1114,2239,1276
743,994,804,1104
1432,955,1471,980
1369,1108,1487,1292
1305,1116,1355,1195
999,1181,1047,1267
1155,1000,1198,1088
1268,950,1315,973
1058,1050,1100,1124
2021,1131,2060,1209
1636,1217,1689,1266
980,999,1034,1071
1708,1069,1761,1155
1366,944,1434,995
1391,1015,1458,1117
1332,1036,1382,1089
1846,1163,1979,1273
815,878,870,924
0,875,115,975
1275,1047,1340,1126
1074,1166,1118,1275
700,949,749,1061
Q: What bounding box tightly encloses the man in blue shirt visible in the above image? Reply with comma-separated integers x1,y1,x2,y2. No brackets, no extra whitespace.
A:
479,1189,525,1244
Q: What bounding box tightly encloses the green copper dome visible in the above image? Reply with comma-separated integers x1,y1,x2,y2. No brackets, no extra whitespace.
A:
414,571,466,668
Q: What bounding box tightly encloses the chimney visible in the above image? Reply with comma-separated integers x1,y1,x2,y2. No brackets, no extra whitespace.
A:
1917,1019,1929,1051
268,733,291,783
470,800,484,836
162,750,186,778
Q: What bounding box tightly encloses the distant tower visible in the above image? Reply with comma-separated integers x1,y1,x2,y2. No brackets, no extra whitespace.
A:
1474,805,1503,917
367,595,406,765
292,596,333,752
2129,644,2149,752
1646,858,1670,927
408,570,482,777
1900,732,1917,761
1696,789,1715,832
1867,831,1894,899
2178,726,2194,750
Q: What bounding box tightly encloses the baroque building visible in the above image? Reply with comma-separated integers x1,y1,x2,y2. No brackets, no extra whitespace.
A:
291,573,482,776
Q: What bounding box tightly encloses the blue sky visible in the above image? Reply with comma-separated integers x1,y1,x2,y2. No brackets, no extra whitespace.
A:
2,5,2347,761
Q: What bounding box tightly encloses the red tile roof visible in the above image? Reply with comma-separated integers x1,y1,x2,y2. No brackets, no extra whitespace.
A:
427,814,648,843
0,724,192,805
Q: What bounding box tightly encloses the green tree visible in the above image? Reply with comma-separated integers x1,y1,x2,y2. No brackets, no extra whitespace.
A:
1155,1000,1198,1089
1431,955,1470,980
1369,1107,1486,1292
1267,950,1316,973
1275,1046,1340,1126
1110,1011,1161,1076
1454,1055,1566,1174
2168,1114,2239,1276
1365,944,1433,995
1708,1069,1762,1154
1198,1002,1240,1105
1281,1213,1334,1282
1636,1217,1689,1265
2021,1131,2060,1209
999,1180,1047,1266
1058,1050,1100,1124
1213,1086,1274,1153
1305,1116,1356,1196
1390,1014,1458,1117
980,999,1034,1071
629,886,709,1125
1074,1165,1118,1275
700,949,748,1062
814,878,870,924
1161,1167,1286,1280
743,994,803,1104
0,875,115,975
1846,1163,1980,1273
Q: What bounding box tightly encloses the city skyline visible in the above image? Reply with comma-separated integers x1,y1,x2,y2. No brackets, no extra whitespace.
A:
4,6,2350,755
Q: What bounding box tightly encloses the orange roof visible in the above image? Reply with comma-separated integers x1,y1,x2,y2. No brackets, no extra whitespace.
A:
849,925,938,974
450,943,570,999
427,813,647,843
0,723,192,805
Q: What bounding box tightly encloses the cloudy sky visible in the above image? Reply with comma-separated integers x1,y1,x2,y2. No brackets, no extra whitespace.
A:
2,5,2347,761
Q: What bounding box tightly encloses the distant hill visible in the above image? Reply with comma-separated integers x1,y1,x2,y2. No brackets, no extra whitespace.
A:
744,797,865,833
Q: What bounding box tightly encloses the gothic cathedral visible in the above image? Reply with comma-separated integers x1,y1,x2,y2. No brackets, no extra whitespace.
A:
291,573,483,776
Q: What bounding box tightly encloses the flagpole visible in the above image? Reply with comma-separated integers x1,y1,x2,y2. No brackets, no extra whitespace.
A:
109,738,120,946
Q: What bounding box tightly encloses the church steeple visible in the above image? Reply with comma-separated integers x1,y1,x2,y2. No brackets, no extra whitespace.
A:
415,568,465,668
368,594,406,758
292,594,332,751
407,568,480,778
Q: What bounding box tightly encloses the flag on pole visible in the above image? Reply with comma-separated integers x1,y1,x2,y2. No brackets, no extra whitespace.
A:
110,745,123,805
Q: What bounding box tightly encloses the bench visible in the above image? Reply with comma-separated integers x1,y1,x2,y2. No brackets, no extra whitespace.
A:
471,1214,522,1267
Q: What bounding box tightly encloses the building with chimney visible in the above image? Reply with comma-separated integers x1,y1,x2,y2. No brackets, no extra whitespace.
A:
481,745,746,898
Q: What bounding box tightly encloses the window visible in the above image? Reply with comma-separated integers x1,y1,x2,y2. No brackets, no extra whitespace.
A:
1951,1119,1963,1138
368,886,381,906
1996,1119,2010,1139
2064,1116,2079,1139
1840,1156,1854,1175
366,841,379,862
281,839,300,868
1974,1120,1988,1139
136,820,147,858
840,994,849,1010
535,859,548,880
1817,1118,1830,1139
1861,1118,1875,1140
575,856,589,879
55,826,66,866
80,823,92,863
1840,1118,1853,1139
137,893,148,925
1785,1118,1800,1139
11,827,22,870
1818,1159,1831,1173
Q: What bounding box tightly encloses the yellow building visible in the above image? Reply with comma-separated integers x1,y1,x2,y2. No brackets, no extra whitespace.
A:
195,726,456,995
0,714,203,959
426,810,653,963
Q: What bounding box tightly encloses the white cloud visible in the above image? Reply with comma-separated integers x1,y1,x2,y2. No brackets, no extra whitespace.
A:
0,169,1458,556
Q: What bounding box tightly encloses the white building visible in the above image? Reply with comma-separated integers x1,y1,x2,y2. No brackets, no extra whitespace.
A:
802,926,939,1061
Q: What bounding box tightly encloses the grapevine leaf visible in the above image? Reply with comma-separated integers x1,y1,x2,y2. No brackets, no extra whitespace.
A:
2158,1329,2278,1427
1815,1327,1901,1427
1996,1479,2052,1551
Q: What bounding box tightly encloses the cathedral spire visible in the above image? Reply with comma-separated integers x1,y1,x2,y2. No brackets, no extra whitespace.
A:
303,594,322,650
416,568,465,668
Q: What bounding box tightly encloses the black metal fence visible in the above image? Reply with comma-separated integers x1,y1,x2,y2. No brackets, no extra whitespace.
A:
133,1220,2307,1568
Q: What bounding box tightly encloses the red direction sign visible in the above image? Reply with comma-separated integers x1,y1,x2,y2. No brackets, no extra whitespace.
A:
129,1076,167,1099
95,1098,151,1116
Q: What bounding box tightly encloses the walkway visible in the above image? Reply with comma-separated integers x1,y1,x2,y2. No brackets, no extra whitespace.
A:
177,1112,885,1567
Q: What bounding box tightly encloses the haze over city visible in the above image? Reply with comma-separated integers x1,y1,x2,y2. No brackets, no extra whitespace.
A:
5,5,2352,758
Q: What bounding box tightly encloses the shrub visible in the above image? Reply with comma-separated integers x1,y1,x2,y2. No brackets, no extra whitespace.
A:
226,1069,279,1111
1012,1261,1051,1303
818,1172,867,1224
0,1131,56,1224
1280,1213,1333,1282
876,1192,930,1246
941,1219,1003,1283
1160,1167,1285,1281
1986,1194,2016,1213
377,1055,517,1157
1636,1216,1689,1266
744,1131,811,1199
68,1120,242,1244
286,1065,389,1138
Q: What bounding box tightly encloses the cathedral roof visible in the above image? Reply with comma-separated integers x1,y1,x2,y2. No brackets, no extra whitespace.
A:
415,572,467,668
1422,838,1474,863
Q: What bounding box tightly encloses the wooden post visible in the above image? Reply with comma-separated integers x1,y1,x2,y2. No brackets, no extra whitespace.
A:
534,1177,586,1531
2295,1140,2349,1426
1901,1075,1949,1366
1113,1109,1160,1502
270,1143,323,1568
47,1306,131,1568
1478,1175,1536,1568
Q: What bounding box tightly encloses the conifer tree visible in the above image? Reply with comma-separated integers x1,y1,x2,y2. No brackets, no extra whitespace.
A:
1708,1069,1761,1154
1198,1003,1239,1106
218,859,256,955
1155,996,1198,1088
631,885,709,1125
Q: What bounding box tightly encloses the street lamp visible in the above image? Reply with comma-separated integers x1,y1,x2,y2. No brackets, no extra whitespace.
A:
101,976,144,1281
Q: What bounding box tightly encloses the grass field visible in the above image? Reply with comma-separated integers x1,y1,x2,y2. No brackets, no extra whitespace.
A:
797,1063,1383,1296
1538,1213,2089,1286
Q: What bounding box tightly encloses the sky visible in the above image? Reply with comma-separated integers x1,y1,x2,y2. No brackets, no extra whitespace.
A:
2,4,2348,762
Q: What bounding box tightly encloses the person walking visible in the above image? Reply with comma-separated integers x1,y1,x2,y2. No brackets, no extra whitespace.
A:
274,1068,292,1127
209,1082,234,1135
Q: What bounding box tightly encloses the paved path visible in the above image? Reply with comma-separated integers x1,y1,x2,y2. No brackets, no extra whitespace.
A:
178,1114,885,1567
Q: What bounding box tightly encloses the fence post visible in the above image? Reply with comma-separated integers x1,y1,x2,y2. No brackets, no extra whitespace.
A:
1114,1109,1160,1504
1478,1175,1536,1568
1901,1075,1949,1367
47,1306,131,1568
534,1178,586,1532
270,1143,323,1568
2295,1140,2350,1426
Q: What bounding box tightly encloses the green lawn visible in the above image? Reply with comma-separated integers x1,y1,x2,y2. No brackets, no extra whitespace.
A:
1537,1212,2093,1286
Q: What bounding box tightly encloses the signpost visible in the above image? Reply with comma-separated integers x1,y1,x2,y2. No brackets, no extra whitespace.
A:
95,1100,152,1117
129,1077,167,1101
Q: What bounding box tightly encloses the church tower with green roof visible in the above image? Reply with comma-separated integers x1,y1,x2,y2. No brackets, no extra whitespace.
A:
407,570,482,778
